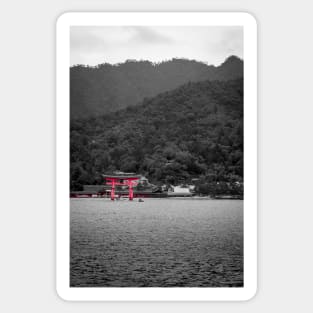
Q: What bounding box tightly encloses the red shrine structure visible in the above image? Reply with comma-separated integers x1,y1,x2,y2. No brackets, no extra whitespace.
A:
103,172,140,201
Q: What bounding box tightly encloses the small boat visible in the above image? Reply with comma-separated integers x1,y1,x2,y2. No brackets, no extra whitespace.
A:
138,198,144,202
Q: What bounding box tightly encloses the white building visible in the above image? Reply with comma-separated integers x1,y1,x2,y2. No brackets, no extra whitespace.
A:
167,185,193,197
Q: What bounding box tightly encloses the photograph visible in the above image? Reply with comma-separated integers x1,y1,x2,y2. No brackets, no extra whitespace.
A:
57,12,257,301
3,1,313,311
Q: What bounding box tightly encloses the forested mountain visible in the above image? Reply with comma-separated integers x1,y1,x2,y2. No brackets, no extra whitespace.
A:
70,78,243,193
70,56,243,119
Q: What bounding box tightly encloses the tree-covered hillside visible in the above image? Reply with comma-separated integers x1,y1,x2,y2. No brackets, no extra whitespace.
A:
70,78,243,194
70,56,243,119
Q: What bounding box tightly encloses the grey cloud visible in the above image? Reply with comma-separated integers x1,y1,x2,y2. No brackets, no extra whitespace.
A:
70,26,243,66
205,28,243,60
129,27,174,44
71,28,107,53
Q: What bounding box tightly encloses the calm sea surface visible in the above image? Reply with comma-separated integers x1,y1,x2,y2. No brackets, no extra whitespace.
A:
70,198,243,287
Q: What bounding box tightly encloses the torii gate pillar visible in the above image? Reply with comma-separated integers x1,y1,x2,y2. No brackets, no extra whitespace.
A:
128,183,134,201
110,179,115,201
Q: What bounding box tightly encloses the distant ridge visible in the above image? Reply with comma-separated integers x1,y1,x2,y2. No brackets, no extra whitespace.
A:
70,56,243,119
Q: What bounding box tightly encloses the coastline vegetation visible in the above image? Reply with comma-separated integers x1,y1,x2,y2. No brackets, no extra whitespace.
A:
70,78,243,197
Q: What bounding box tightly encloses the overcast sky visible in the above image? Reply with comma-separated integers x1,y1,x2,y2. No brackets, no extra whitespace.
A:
70,26,243,66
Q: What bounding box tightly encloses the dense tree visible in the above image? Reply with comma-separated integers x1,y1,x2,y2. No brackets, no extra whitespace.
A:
70,78,244,193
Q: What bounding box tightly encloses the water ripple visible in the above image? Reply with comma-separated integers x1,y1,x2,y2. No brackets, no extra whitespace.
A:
70,199,243,287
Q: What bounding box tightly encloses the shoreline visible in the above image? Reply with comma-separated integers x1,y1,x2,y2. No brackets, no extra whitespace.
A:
70,195,243,200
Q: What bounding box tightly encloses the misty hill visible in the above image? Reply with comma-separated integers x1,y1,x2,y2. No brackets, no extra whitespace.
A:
70,78,243,193
70,56,243,119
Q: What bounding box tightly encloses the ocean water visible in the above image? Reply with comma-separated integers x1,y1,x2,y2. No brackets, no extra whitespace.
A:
70,198,243,287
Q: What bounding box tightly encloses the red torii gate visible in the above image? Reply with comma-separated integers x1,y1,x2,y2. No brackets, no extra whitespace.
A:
103,173,140,201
